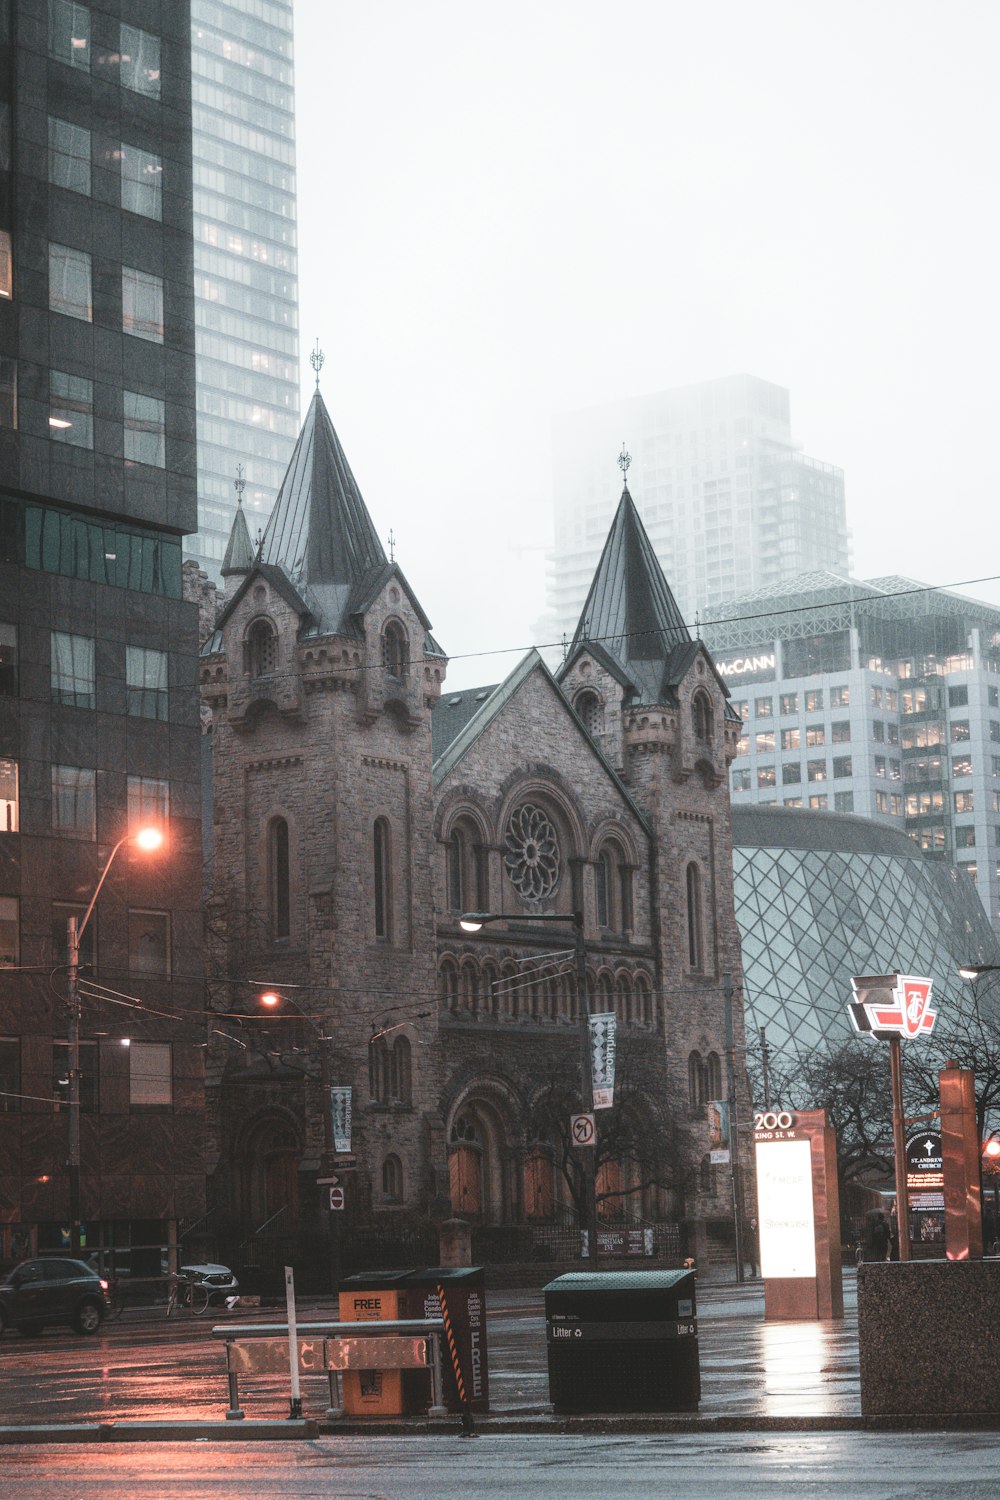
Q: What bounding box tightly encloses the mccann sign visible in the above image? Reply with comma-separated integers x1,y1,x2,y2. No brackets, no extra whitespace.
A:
714,649,777,684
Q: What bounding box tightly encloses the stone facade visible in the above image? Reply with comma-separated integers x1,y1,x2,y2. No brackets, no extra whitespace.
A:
198,394,749,1279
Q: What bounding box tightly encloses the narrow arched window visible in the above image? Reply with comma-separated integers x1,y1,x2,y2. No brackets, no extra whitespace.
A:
268,817,290,940
595,849,612,928
382,621,408,679
246,618,277,678
700,1154,716,1194
447,829,464,912
439,959,459,1012
382,1154,403,1202
575,689,603,736
707,1051,722,1100
689,1049,706,1108
686,862,703,971
374,818,392,939
692,690,713,742
392,1036,412,1104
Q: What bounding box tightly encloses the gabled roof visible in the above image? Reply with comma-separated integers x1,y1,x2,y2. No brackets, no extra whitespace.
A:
220,501,254,577
565,485,690,705
433,649,651,834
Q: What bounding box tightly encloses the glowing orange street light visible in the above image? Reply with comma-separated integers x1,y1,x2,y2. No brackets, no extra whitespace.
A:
67,824,165,1255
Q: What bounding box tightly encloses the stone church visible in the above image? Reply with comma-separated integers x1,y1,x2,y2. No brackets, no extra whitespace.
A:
195,387,747,1278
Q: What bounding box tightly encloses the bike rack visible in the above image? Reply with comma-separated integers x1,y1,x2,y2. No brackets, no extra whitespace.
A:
211,1318,449,1421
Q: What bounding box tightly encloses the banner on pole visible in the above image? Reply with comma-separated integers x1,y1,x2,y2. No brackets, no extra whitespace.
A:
330,1086,353,1153
588,1011,617,1109
708,1099,730,1164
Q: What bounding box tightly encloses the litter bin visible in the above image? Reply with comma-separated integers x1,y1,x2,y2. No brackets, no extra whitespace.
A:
338,1268,415,1416
402,1266,489,1414
544,1268,699,1413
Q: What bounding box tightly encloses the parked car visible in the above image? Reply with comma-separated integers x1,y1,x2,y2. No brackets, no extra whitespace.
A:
179,1262,239,1305
0,1257,109,1336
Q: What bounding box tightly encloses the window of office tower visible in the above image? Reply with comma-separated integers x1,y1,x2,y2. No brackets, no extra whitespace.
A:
124,392,165,467
49,371,93,447
49,117,91,194
119,24,160,97
122,267,163,343
121,145,162,220
49,0,90,70
49,243,92,321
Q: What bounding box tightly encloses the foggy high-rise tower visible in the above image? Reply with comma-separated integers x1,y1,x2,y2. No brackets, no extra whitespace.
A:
547,374,850,642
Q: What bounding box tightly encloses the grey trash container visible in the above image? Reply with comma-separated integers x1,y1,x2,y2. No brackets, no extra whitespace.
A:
544,1268,699,1413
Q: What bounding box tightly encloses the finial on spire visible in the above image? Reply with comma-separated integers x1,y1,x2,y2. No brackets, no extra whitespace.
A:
310,338,325,391
618,443,632,484
234,463,246,507
387,528,396,563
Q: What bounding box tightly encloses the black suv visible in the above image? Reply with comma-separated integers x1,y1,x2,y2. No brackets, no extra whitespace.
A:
0,1257,109,1336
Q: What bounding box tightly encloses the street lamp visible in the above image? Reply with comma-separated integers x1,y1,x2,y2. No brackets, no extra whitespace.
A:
959,965,1000,981
257,990,335,1175
66,825,164,1255
459,910,597,1262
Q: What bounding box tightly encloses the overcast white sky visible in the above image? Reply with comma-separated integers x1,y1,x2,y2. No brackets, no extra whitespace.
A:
292,1,1000,690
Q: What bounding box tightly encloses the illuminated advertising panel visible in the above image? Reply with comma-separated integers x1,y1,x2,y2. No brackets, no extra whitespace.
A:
714,647,777,685
756,1138,817,1279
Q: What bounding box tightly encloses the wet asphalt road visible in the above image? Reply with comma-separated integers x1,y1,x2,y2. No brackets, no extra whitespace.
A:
0,1283,862,1426
5,1431,1000,1499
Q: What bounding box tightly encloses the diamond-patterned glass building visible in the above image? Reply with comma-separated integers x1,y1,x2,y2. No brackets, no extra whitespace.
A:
733,806,1000,1057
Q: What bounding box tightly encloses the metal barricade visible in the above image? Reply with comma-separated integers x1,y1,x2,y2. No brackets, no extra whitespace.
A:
211,1318,448,1421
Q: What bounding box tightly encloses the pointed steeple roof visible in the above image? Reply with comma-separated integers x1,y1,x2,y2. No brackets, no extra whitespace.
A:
254,389,389,635
220,495,254,578
567,484,690,705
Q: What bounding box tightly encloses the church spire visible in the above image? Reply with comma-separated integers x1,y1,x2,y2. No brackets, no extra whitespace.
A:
220,464,255,587
570,453,689,700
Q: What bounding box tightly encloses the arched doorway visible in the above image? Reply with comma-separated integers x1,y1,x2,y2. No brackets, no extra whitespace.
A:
448,1099,514,1224
239,1115,302,1228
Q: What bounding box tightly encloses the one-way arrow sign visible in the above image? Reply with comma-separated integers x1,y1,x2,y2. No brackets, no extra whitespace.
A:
317,1175,340,1187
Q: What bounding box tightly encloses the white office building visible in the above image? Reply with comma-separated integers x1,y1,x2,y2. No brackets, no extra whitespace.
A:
701,572,1000,932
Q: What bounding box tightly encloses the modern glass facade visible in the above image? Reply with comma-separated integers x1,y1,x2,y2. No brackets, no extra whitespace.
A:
189,0,300,573
732,805,1000,1058
547,374,850,641
705,573,1000,932
0,0,205,1269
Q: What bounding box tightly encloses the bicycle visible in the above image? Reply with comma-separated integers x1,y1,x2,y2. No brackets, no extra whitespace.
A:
165,1274,213,1316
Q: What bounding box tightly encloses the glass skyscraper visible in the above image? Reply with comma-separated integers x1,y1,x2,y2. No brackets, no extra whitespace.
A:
189,0,300,573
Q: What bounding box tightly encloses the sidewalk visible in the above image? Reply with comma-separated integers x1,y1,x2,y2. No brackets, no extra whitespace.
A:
4,1267,996,1441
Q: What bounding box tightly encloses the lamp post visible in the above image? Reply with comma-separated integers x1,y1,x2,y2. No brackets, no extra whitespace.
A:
258,991,335,1176
66,825,164,1256
459,910,596,1262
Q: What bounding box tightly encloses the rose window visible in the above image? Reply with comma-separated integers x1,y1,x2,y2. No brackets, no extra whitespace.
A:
504,803,561,900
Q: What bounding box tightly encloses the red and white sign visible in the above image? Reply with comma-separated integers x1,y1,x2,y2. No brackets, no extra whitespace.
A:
850,973,936,1041
328,1186,345,1211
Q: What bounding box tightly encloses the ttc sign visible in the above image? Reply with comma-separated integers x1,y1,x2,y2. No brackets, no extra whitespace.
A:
849,973,936,1041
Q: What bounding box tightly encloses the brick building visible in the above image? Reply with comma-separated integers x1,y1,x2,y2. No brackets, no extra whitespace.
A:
198,393,748,1280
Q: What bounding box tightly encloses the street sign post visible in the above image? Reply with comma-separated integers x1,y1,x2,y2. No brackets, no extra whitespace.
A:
571,1113,596,1147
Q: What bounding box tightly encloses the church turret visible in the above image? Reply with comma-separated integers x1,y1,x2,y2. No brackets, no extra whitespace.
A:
220,465,255,601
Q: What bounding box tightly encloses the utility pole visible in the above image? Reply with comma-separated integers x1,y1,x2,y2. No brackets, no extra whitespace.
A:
724,973,745,1283
66,915,82,1256
573,910,597,1265
760,1025,771,1111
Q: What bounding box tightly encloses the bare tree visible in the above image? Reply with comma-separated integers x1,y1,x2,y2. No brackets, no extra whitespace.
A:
524,1037,695,1221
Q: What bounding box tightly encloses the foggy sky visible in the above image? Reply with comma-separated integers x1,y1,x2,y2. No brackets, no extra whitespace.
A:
292,1,1000,690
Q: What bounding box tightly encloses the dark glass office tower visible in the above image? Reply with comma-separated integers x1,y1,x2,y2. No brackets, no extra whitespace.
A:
188,0,299,573
0,0,205,1272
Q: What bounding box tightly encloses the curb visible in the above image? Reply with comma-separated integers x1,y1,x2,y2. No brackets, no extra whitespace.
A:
4,1411,1000,1443
0,1420,320,1444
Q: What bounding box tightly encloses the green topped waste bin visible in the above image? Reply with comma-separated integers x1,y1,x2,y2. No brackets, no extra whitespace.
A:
402,1266,489,1414
544,1268,699,1413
